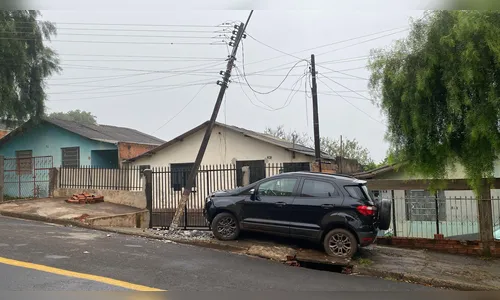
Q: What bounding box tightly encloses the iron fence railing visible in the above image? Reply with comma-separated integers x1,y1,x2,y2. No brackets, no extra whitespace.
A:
58,165,143,191
383,196,500,240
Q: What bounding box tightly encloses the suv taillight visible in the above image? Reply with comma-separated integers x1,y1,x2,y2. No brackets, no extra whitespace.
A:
357,205,377,216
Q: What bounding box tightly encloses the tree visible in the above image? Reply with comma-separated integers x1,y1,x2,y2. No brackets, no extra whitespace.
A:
368,11,500,247
48,110,97,125
264,125,375,167
264,125,310,146
0,11,60,126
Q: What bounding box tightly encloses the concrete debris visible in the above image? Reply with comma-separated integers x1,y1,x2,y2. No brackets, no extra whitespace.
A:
147,228,214,241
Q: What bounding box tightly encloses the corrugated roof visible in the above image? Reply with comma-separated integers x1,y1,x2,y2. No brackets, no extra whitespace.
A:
44,117,165,145
127,120,334,162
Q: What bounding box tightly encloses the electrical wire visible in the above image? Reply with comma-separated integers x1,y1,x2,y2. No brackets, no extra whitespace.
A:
49,61,224,94
242,26,409,67
318,73,373,101
58,63,224,74
28,21,234,28
57,53,223,59
238,43,309,95
317,77,385,125
0,37,227,45
48,81,212,102
153,83,211,133
2,32,228,39
317,64,369,81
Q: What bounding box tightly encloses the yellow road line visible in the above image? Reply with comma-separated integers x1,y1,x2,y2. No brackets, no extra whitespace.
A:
0,256,165,291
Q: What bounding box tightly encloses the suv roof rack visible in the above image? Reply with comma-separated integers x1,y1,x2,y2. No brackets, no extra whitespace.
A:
293,171,358,179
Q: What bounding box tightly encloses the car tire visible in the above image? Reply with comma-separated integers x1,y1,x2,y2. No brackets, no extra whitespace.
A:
377,198,392,230
211,212,240,241
323,228,358,259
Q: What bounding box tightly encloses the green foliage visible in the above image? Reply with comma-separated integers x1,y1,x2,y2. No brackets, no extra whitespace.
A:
0,11,61,127
48,110,97,125
264,125,376,167
368,11,500,195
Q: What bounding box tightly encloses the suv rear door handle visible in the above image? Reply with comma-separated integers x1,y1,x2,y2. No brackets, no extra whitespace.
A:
321,204,334,209
275,202,287,207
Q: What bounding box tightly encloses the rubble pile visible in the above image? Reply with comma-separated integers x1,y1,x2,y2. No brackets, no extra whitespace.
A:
65,192,104,204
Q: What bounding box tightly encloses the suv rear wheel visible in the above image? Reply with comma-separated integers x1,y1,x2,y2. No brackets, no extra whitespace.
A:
211,212,240,241
323,228,358,258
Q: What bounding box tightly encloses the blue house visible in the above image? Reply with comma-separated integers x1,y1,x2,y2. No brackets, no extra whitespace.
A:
0,117,164,198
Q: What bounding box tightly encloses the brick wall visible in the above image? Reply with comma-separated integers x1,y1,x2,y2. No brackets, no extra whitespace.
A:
376,237,500,257
118,142,158,161
0,130,9,139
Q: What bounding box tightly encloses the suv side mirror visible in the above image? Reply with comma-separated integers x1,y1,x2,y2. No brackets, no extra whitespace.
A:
249,188,256,200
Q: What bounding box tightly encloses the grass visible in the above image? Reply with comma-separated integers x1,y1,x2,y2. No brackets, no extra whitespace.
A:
356,258,373,266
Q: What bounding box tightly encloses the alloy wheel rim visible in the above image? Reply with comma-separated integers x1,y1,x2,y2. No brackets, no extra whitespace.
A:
328,233,352,256
217,216,236,237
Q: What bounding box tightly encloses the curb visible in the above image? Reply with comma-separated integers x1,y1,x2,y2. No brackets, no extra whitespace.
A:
353,266,498,291
0,210,247,253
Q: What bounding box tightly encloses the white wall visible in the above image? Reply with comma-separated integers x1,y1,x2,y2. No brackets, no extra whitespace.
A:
129,124,314,167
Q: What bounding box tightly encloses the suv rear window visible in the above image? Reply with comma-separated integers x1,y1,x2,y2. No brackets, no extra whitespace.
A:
344,185,373,203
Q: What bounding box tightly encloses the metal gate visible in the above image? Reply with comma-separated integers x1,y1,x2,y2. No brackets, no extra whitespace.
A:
3,156,53,199
151,165,238,228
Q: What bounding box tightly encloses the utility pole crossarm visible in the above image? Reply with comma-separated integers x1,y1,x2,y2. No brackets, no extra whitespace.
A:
169,12,253,231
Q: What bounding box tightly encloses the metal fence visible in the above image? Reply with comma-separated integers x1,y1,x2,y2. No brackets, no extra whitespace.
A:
386,196,500,240
58,165,143,191
3,156,53,199
151,163,285,228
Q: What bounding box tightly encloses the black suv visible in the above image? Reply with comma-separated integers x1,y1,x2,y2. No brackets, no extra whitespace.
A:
203,172,391,258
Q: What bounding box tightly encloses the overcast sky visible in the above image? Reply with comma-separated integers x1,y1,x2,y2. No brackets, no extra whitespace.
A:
39,6,425,163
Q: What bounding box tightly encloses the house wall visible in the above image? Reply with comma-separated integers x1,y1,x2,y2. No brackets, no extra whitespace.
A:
118,142,158,161
368,163,500,239
129,124,314,167
0,122,117,198
0,122,117,166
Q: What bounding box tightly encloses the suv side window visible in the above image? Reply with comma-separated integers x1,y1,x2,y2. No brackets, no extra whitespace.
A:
345,185,369,200
301,179,338,197
258,178,297,197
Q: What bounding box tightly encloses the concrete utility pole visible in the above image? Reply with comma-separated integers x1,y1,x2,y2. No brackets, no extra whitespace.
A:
169,11,253,231
310,54,322,172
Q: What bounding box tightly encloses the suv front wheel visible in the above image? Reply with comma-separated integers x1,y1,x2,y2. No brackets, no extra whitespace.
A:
211,212,240,241
323,228,358,258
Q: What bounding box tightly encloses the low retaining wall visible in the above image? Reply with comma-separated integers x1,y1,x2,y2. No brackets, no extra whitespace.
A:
86,210,149,228
54,188,146,209
376,237,500,257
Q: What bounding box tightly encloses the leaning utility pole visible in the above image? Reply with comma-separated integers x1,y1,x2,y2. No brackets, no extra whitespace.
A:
310,54,322,172
169,12,253,231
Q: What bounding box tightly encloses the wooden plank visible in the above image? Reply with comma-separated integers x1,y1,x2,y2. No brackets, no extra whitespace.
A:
366,178,500,191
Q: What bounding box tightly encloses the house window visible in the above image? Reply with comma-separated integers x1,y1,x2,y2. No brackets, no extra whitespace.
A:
236,160,266,186
62,147,80,168
15,150,32,174
405,190,446,222
283,162,310,173
171,163,196,192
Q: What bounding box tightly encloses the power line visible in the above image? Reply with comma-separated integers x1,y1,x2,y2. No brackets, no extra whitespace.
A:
56,53,223,59
153,83,211,133
48,81,212,102
316,64,369,80
0,37,227,45
29,21,234,28
49,61,223,94
2,32,227,39
242,26,409,67
317,76,385,126
318,73,373,101
58,62,225,74
7,27,230,33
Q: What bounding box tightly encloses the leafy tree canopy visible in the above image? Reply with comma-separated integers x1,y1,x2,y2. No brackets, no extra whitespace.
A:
264,125,379,168
368,11,500,193
48,110,97,125
0,11,60,126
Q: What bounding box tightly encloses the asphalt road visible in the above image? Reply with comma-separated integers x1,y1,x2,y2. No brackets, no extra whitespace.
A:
0,216,434,291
